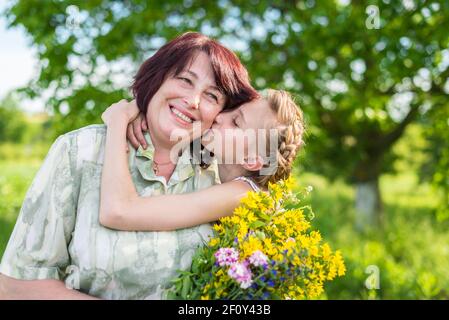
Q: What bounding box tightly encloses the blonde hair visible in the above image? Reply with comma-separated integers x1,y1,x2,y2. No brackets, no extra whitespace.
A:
250,89,305,189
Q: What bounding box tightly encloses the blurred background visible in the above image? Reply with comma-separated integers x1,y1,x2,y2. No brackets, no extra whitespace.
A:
0,0,448,299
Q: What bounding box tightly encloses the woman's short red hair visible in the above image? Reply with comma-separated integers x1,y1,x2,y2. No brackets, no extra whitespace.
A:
131,32,258,114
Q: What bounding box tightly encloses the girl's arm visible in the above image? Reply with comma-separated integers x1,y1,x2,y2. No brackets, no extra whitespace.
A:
99,100,252,231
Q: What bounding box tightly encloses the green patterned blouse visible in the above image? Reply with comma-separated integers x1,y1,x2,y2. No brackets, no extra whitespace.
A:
0,124,220,299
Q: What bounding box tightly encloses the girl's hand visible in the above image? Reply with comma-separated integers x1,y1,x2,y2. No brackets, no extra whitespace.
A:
101,99,140,126
126,113,148,150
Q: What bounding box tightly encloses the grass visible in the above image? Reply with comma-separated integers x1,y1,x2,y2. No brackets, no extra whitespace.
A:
0,160,42,255
295,171,449,299
0,153,447,299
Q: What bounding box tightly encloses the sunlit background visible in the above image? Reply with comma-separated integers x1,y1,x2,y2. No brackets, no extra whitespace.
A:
0,0,448,299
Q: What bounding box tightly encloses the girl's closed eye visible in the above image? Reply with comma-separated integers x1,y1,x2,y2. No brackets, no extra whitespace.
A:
206,92,219,103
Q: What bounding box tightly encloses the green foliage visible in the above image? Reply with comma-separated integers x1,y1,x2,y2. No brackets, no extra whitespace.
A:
295,171,448,299
419,106,449,221
4,0,448,183
0,161,41,256
0,94,26,143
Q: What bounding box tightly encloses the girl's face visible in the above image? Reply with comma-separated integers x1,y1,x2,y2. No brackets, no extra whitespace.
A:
203,98,277,164
146,51,226,146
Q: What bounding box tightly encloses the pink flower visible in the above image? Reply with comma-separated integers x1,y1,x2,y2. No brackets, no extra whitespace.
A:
214,248,239,267
227,261,253,289
248,250,269,267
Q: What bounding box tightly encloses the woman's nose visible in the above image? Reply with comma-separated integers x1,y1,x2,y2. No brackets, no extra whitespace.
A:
183,96,200,110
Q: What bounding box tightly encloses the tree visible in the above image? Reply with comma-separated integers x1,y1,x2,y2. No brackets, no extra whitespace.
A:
5,0,449,229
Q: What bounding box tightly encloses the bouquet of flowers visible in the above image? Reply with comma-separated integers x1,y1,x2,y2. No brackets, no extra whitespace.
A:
166,177,345,300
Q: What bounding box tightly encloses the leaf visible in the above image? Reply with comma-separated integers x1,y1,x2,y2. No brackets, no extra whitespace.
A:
181,276,191,300
250,220,266,229
191,258,200,274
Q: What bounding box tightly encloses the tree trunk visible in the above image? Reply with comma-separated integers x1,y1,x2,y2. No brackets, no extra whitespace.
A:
354,178,383,231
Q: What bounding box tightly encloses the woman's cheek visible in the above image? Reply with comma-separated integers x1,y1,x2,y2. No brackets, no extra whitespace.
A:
202,105,221,129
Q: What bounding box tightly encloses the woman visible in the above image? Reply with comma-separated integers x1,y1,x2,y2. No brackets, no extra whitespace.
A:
0,32,257,299
99,89,304,232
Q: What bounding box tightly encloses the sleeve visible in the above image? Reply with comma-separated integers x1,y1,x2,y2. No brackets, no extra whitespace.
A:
0,133,78,281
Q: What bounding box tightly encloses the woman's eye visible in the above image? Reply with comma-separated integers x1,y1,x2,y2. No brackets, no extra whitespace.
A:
178,77,192,85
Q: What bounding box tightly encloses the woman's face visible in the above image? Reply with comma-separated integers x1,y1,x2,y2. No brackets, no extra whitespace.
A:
146,51,226,146
203,98,277,164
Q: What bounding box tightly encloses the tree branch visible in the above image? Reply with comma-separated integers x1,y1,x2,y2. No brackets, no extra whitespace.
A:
378,103,420,150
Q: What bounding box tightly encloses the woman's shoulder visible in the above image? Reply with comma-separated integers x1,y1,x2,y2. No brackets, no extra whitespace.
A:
62,124,107,140
55,124,108,165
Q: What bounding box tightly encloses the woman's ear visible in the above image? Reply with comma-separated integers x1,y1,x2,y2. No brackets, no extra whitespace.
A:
242,155,264,172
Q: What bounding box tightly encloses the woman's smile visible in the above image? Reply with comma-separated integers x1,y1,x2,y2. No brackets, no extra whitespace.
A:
168,103,196,127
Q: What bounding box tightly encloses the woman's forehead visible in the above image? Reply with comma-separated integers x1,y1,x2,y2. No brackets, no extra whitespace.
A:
183,52,215,80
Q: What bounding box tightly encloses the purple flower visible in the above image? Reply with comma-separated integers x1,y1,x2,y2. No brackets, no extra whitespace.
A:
267,280,275,287
227,261,253,289
248,250,269,267
214,248,239,267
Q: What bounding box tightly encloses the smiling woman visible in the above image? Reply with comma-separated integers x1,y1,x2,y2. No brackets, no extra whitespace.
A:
0,32,258,300
145,51,224,143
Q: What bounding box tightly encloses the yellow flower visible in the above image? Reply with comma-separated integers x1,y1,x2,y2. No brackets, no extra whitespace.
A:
269,182,283,202
234,206,250,218
263,238,277,256
240,236,264,258
309,245,319,257
333,250,346,276
284,176,295,190
245,211,257,224
321,243,332,261
209,238,219,247
309,230,322,244
237,221,249,240
240,191,259,210
213,224,224,233
230,215,241,224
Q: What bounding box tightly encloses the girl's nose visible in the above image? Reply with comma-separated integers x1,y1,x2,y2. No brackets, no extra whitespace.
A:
214,113,223,125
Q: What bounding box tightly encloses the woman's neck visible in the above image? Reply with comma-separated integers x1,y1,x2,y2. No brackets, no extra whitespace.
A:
217,163,247,183
147,125,178,181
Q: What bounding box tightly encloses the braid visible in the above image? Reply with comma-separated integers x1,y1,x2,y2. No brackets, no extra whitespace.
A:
251,89,305,188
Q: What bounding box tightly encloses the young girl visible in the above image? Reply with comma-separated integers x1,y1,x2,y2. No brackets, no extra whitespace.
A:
99,89,305,231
